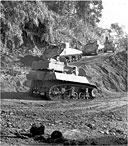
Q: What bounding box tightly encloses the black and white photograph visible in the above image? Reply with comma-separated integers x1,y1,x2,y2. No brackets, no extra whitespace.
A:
0,0,128,145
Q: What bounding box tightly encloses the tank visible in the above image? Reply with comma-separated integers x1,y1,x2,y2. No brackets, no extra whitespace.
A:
60,42,82,63
103,37,115,53
82,40,99,56
26,58,98,100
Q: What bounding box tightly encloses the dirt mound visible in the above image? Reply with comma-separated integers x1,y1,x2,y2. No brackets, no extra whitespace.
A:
77,51,127,96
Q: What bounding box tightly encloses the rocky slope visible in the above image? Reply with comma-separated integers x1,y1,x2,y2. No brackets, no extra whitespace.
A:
1,50,127,97
73,51,127,97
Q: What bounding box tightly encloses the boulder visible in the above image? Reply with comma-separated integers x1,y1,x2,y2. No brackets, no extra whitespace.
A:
30,123,45,136
51,130,63,140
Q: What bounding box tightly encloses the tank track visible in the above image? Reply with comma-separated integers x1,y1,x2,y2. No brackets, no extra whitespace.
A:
29,80,98,101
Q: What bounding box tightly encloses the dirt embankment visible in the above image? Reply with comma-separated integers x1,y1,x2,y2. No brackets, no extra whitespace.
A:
75,51,127,97
1,51,127,146
1,51,127,96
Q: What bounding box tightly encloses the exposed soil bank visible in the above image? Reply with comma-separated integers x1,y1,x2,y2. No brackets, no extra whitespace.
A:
75,51,127,97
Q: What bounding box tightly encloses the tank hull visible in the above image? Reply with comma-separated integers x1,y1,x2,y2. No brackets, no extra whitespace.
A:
27,71,90,84
26,70,98,100
26,58,98,100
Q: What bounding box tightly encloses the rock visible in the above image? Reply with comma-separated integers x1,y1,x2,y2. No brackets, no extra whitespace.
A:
51,130,63,140
1,110,6,115
86,123,96,130
30,123,45,136
9,112,13,115
99,130,104,134
116,129,124,135
33,113,36,116
102,125,107,129
112,132,116,136
105,129,110,135
6,122,13,128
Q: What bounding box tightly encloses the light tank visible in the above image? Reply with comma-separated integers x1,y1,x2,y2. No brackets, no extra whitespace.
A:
26,57,98,100
103,37,115,53
60,42,82,63
82,40,99,56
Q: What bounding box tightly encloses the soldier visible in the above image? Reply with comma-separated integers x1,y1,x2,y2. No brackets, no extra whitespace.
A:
104,37,109,43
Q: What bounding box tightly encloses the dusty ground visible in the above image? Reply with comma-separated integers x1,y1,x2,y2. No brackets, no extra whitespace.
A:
1,92,128,146
1,51,127,145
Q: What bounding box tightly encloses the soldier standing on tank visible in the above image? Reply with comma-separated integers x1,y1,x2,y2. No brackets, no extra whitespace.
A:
105,36,109,43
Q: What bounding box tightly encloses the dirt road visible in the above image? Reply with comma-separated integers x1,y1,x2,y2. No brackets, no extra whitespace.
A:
1,92,127,145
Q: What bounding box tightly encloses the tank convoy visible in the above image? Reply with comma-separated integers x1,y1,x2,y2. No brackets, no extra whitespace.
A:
82,37,115,56
26,57,98,101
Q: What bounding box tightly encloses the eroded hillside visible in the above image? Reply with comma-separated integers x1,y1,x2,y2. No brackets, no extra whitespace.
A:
71,51,127,97
1,51,127,97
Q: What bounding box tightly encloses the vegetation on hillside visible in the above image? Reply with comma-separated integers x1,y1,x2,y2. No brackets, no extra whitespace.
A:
0,1,104,56
0,1,127,94
110,23,128,51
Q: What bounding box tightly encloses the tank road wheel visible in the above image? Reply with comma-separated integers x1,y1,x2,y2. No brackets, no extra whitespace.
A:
79,92,86,99
79,88,90,100
85,88,90,99
70,92,78,100
29,81,40,97
89,88,98,99
69,86,79,100
48,85,61,100
30,87,40,97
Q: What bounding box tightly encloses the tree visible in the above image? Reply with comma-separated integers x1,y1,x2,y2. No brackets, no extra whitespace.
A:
0,1,54,55
110,23,128,51
0,1,104,57
46,1,103,26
